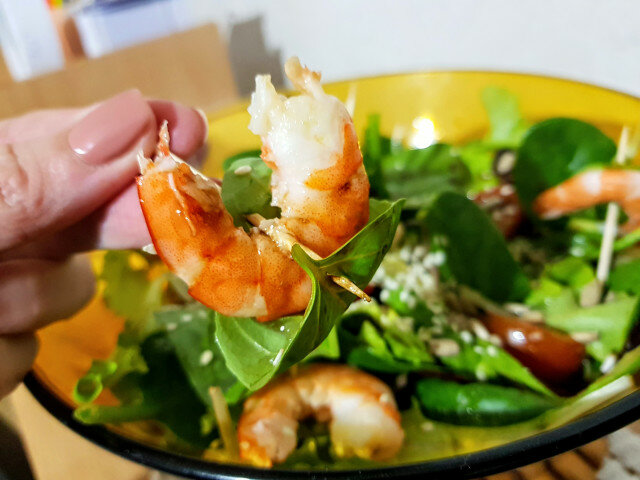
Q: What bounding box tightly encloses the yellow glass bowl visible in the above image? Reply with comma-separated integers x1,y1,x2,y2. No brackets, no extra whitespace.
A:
27,71,640,479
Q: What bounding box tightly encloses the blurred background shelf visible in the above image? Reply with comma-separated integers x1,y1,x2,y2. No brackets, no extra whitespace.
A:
0,24,237,120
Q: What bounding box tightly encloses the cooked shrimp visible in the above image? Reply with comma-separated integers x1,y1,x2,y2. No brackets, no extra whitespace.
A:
533,169,640,232
136,58,369,321
249,57,370,257
237,364,404,467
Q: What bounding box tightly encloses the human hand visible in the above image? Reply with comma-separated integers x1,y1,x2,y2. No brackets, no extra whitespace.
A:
0,90,207,398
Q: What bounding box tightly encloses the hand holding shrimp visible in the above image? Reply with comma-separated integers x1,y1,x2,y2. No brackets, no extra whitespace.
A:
137,58,370,321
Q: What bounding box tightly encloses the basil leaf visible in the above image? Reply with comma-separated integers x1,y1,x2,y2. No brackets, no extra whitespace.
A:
481,86,528,148
381,144,471,209
425,192,530,303
221,156,280,229
214,199,403,390
155,306,244,405
513,118,616,210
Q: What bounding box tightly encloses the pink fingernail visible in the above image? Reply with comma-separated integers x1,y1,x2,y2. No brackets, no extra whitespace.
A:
68,90,152,165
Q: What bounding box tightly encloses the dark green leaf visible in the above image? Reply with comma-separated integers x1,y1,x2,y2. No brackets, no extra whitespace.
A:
513,118,616,210
215,199,403,390
74,333,216,450
154,306,244,405
425,192,530,303
221,156,280,229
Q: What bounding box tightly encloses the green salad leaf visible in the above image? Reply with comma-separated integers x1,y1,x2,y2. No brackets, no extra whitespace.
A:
545,291,640,361
609,259,640,295
73,344,147,405
155,306,245,405
380,144,471,209
440,338,555,397
513,118,616,210
425,192,530,303
362,113,391,198
101,251,166,339
215,199,403,390
75,333,216,450
221,156,280,229
482,86,529,148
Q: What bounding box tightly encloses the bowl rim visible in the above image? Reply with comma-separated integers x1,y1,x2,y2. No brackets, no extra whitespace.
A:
208,68,640,121
24,372,640,479
26,69,640,479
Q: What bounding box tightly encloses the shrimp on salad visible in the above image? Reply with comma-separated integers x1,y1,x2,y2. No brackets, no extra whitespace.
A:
136,58,369,321
533,168,640,232
237,364,404,467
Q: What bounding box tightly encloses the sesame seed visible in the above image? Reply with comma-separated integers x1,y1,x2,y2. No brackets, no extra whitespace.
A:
396,374,408,389
460,331,474,344
487,345,499,357
166,322,177,331
380,289,391,302
473,345,484,355
570,331,599,344
499,184,515,196
430,338,460,357
199,349,213,366
475,367,488,381
234,165,253,175
471,321,491,341
421,421,434,432
182,313,193,322
600,354,617,374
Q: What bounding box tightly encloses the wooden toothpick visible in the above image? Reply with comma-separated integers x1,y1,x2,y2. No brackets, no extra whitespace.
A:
246,213,371,302
583,127,631,307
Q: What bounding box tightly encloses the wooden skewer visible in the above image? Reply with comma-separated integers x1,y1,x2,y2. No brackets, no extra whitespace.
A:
246,213,371,302
582,127,631,307
208,387,239,459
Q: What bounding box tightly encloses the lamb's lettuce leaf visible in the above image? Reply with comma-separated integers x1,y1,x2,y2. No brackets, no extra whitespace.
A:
513,118,616,210
425,192,530,303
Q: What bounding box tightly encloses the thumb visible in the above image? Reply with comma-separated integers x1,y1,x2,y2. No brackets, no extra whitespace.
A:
0,90,157,252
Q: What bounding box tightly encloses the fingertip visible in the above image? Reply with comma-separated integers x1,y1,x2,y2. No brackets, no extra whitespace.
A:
148,100,208,159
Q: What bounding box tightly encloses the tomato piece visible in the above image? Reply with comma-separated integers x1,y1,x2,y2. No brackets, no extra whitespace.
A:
483,312,585,384
472,184,523,237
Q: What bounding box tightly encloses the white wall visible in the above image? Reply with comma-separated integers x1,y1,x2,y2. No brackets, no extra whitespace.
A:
185,0,640,96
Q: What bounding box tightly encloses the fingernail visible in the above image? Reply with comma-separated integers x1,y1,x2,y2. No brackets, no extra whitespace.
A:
195,107,209,142
68,90,152,165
